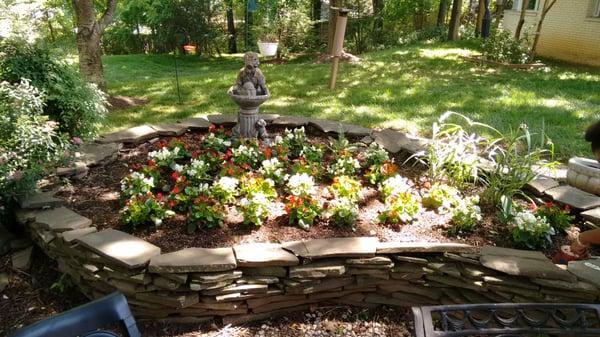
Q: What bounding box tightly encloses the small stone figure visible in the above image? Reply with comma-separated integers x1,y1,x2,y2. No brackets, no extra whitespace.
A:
256,119,268,141
235,52,268,97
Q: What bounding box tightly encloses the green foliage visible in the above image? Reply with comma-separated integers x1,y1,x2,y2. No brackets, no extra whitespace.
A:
285,194,321,230
329,176,361,202
0,39,106,138
255,0,313,56
535,202,574,232
378,192,420,224
510,211,555,250
0,80,69,199
362,143,390,168
121,193,175,229
422,183,460,212
449,196,482,235
188,197,225,231
326,197,359,228
481,29,530,64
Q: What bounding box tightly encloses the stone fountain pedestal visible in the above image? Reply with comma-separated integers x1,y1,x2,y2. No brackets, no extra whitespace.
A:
228,86,269,139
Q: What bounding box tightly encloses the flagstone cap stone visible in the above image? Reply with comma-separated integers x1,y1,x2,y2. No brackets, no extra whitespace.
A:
17,191,63,209
59,227,98,243
98,125,158,144
149,247,236,273
480,246,576,282
270,116,310,127
76,229,160,269
34,207,92,232
545,185,600,210
372,128,411,154
233,243,299,267
568,259,600,288
150,123,189,136
376,242,476,254
283,237,378,259
308,119,372,137
207,114,237,125
177,117,211,130
75,142,122,167
525,178,559,196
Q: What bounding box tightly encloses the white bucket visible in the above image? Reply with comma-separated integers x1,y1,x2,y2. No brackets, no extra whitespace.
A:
258,42,278,57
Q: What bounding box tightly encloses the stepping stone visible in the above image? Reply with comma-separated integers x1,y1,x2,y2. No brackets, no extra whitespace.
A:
207,114,237,125
283,237,378,259
150,123,188,136
148,247,236,273
33,207,91,232
56,162,88,177
568,259,600,288
308,119,372,137
525,178,559,196
582,208,600,225
12,246,33,270
98,125,158,144
373,128,411,154
59,227,98,243
480,246,576,282
76,143,122,167
233,243,299,267
271,116,310,127
545,185,600,210
17,191,63,209
376,242,476,254
177,117,211,130
76,229,160,269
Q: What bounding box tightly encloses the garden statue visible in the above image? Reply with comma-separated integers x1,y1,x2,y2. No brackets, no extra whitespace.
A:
228,52,270,140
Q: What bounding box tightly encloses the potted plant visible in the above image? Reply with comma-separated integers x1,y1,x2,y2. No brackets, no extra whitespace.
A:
257,29,279,57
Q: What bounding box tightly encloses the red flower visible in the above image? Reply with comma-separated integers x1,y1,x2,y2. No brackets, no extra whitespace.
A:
545,201,554,208
168,200,176,208
242,163,250,170
192,150,200,159
171,186,180,194
171,171,179,181
223,149,233,160
209,124,217,133
264,147,272,159
564,205,571,212
147,159,155,167
156,192,163,201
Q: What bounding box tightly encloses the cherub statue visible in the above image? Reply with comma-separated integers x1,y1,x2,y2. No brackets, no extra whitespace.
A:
235,52,268,97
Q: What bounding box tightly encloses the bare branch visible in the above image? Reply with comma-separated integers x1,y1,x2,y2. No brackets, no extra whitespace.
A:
99,0,118,31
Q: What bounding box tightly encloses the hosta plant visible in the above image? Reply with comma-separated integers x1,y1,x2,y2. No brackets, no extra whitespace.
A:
121,193,175,229
378,192,420,224
511,211,555,250
449,196,482,235
285,194,321,230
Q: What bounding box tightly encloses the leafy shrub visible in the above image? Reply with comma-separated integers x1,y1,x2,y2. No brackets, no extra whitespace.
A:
510,211,555,249
535,202,573,232
481,29,529,64
449,196,482,235
0,80,69,199
0,39,107,138
121,193,175,229
188,196,225,231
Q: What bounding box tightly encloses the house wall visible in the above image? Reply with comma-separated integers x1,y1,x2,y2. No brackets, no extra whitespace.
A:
502,0,600,66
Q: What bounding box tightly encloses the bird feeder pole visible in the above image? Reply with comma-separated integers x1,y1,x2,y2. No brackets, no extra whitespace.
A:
329,8,349,90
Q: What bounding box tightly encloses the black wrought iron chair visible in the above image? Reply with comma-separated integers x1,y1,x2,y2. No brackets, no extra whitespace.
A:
412,303,600,337
10,292,140,337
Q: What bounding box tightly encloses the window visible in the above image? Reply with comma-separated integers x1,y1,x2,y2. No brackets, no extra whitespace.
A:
594,0,600,17
512,0,538,10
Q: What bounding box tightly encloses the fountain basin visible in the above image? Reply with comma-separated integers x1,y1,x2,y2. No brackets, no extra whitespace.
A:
227,86,269,115
567,157,600,195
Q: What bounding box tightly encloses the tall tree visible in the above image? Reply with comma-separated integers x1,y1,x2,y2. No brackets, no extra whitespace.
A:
225,0,237,53
514,0,529,39
372,0,384,40
475,0,485,36
313,0,322,21
437,0,448,26
71,0,117,91
448,0,462,40
530,0,557,58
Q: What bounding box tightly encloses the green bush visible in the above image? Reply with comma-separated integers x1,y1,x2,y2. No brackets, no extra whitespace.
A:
481,29,529,64
0,80,70,199
0,39,107,139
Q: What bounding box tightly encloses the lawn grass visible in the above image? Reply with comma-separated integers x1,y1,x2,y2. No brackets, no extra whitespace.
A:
103,41,600,159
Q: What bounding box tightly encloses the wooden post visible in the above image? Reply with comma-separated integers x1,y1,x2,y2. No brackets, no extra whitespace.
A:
329,9,348,90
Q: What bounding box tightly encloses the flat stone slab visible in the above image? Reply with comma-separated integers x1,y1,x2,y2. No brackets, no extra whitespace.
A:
177,117,211,130
531,278,598,294
271,116,310,127
98,125,158,144
233,243,299,267
59,227,98,243
373,129,411,154
376,242,476,254
568,259,600,288
17,191,63,209
76,229,160,269
191,270,242,284
545,185,600,210
525,178,559,196
308,119,372,137
149,247,236,273
257,114,280,123
34,207,92,232
289,261,346,278
150,123,188,136
283,237,378,259
480,246,576,282
207,114,237,125
76,142,122,167
12,246,33,270
582,208,600,224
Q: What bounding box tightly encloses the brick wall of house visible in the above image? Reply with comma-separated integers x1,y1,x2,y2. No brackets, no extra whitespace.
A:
501,0,600,66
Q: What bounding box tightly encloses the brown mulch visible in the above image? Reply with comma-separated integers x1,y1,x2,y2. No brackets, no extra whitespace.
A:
107,95,148,111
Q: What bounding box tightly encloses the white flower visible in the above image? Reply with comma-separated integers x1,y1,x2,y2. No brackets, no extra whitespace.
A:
274,135,284,144
216,176,239,193
380,175,410,197
171,163,184,172
287,173,315,196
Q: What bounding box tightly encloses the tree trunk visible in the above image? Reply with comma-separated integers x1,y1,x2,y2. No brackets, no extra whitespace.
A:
437,0,448,26
475,0,485,36
72,0,117,92
448,0,463,40
373,0,384,38
494,0,505,28
530,0,557,59
313,0,322,21
225,0,237,53
515,0,529,39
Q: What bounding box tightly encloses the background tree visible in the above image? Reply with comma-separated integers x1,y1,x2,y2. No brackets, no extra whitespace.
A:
530,0,557,58
448,0,462,40
514,0,529,39
71,0,118,91
225,0,237,53
372,0,384,42
494,0,505,27
437,0,449,26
